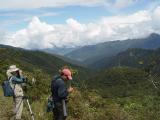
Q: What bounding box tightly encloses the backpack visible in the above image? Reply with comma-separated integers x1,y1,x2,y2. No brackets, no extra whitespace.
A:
1,77,15,97
46,96,55,112
46,76,60,112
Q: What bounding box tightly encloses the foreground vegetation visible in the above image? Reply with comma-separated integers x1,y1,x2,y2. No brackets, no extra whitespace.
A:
0,46,160,120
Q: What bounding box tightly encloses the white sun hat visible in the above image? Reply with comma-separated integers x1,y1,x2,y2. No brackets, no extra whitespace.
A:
8,65,20,73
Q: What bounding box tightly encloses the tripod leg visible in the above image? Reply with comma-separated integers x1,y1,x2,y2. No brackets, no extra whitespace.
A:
26,99,35,120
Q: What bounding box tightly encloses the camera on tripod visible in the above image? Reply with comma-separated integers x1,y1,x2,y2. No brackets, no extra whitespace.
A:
21,77,29,92
22,77,28,83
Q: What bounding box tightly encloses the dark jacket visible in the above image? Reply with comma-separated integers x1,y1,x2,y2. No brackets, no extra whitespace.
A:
51,75,69,103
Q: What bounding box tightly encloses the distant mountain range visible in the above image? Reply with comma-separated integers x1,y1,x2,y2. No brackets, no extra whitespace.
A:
65,33,160,67
1,33,160,70
93,48,160,70
42,47,79,55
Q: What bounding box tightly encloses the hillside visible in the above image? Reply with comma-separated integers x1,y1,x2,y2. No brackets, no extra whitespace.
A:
47,53,86,68
65,33,160,66
42,47,79,55
0,46,108,120
0,45,92,81
91,48,160,70
0,45,160,120
87,66,160,120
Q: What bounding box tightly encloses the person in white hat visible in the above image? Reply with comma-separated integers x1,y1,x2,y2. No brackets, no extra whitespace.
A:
7,65,25,120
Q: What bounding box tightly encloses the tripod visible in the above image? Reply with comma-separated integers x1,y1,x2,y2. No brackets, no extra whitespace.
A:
14,96,35,120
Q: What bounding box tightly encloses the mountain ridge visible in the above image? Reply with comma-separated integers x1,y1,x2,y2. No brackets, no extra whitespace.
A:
91,48,160,70
65,33,160,66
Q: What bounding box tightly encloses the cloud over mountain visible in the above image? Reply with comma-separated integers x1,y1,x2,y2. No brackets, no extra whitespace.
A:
1,6,160,49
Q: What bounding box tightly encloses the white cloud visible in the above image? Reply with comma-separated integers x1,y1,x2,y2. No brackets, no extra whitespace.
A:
1,6,160,49
0,10,58,27
0,0,106,8
152,6,160,33
113,0,138,9
0,0,137,9
9,17,55,49
0,29,7,41
97,10,153,41
66,18,85,32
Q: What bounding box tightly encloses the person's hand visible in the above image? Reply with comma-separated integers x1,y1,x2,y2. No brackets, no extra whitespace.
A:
68,87,74,93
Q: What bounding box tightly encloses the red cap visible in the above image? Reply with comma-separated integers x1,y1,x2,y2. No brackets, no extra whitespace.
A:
62,68,72,80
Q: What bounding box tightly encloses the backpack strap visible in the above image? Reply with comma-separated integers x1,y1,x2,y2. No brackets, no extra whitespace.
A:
54,75,61,81
8,76,16,97
8,76,12,82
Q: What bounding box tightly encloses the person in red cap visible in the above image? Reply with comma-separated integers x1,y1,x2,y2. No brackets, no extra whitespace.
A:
51,68,74,120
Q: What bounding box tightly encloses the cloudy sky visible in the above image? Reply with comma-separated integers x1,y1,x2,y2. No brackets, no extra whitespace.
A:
0,0,160,49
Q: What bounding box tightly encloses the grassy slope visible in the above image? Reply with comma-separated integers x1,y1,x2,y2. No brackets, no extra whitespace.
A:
0,47,108,120
0,47,93,82
0,88,13,120
1,46,160,120
87,67,160,120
